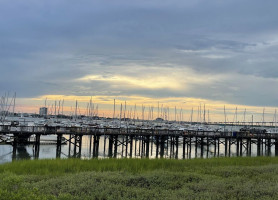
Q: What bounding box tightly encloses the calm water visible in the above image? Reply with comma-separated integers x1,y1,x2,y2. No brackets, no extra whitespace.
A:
0,135,275,164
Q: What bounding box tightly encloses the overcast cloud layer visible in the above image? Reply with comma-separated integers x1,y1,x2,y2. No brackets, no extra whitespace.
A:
1,0,278,107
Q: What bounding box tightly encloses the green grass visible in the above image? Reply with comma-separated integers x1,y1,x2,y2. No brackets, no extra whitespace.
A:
1,157,278,199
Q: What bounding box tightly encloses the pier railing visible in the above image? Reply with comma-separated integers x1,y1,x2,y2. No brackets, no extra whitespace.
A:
0,125,277,139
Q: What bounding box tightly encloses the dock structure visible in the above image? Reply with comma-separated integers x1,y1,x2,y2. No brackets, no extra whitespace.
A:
1,125,278,160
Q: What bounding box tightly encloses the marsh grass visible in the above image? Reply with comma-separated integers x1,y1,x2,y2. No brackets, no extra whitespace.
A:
1,156,278,175
1,157,278,199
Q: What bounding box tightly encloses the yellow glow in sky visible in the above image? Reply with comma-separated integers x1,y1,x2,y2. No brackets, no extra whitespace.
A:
12,94,277,122
78,74,181,89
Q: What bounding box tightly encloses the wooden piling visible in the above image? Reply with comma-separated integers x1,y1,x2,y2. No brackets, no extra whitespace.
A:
108,135,113,158
146,135,150,158
183,136,186,159
125,135,128,157
113,135,118,158
275,138,278,156
160,136,165,158
156,136,159,158
34,134,41,159
56,134,62,158
257,138,261,156
175,136,179,159
240,138,243,156
200,137,204,158
225,138,228,156
189,136,192,158
129,135,133,158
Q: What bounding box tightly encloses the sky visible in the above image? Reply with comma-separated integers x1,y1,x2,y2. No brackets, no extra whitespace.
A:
1,0,278,122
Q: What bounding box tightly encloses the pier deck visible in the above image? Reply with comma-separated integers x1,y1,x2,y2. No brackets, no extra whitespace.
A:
0,125,277,160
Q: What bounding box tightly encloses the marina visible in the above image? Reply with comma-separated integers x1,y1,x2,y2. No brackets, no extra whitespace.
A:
1,93,278,162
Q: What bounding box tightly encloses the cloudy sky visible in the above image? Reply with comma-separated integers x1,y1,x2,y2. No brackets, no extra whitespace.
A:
1,0,278,120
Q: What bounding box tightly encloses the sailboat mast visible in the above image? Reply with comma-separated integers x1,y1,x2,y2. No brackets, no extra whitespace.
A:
208,109,210,124
275,109,277,133
120,103,122,125
58,100,61,115
175,106,176,122
235,107,238,130
13,92,16,116
157,102,159,119
75,100,78,120
199,103,201,124
44,97,47,107
224,105,226,133
113,99,115,119
262,108,265,127
124,101,126,121
55,101,57,116
243,108,246,126
96,105,98,117
203,104,206,123
134,104,136,124
62,99,64,115
142,104,145,124
168,107,170,122
190,107,193,124
180,107,182,124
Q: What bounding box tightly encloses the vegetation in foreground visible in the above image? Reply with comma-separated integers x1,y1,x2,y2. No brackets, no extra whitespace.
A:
0,157,278,199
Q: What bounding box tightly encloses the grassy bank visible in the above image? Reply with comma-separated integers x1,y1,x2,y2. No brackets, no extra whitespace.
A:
1,157,278,199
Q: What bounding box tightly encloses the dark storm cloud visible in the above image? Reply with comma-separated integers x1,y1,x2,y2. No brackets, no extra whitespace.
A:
1,0,278,106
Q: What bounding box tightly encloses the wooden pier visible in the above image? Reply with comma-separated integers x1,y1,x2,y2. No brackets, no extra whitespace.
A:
1,125,278,160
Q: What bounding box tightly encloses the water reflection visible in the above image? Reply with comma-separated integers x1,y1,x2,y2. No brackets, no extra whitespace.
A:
16,146,31,160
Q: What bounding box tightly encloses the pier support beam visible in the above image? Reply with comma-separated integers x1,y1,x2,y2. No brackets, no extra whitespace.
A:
56,134,62,158
155,136,159,158
267,139,271,156
217,138,220,157
195,136,198,158
236,138,240,156
146,135,150,158
160,136,165,158
206,136,209,158
275,139,278,156
214,137,217,157
125,135,129,158
113,135,118,158
130,136,133,158
93,135,100,158
89,135,92,158
247,138,251,156
257,138,261,156
73,134,82,158
141,136,145,157
12,135,18,161
225,138,228,156
175,136,179,159
200,137,204,158
34,134,41,159
108,135,113,158
228,138,231,157
183,136,186,159
189,136,192,158
240,138,243,156
68,134,72,157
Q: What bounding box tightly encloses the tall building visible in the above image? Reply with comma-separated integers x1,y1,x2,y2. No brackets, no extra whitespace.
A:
39,107,48,116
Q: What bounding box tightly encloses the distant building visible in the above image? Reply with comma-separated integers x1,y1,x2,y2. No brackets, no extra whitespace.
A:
39,107,48,116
